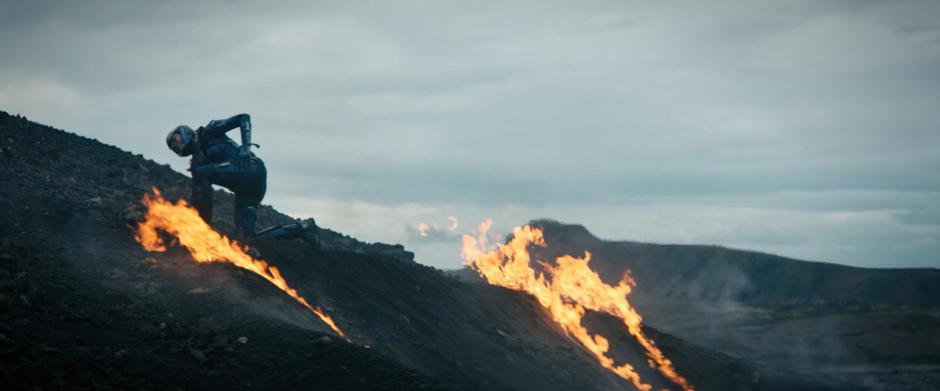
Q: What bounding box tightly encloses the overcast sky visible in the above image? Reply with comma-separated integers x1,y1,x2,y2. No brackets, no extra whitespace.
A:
2,0,938,269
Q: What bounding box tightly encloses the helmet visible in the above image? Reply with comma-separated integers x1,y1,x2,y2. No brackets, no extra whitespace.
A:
166,125,195,156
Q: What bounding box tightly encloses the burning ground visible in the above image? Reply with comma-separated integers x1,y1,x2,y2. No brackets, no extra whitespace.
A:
520,220,940,390
0,110,885,390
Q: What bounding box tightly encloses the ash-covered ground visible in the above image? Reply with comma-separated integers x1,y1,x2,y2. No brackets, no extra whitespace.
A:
522,219,940,390
0,110,876,390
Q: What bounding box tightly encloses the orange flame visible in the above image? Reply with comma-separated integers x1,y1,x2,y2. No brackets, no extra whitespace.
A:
416,222,430,237
462,222,692,391
134,188,345,338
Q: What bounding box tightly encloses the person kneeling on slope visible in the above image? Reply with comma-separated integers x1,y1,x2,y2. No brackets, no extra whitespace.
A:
166,113,319,247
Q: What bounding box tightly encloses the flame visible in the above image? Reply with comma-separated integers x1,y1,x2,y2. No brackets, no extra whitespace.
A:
417,222,430,237
134,188,345,338
416,217,459,237
462,222,693,391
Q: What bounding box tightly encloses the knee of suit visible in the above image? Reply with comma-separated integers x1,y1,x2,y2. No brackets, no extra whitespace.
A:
237,180,266,203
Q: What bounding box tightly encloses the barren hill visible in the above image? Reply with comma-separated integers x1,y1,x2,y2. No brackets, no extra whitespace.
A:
0,111,857,390
525,219,940,389
528,219,940,307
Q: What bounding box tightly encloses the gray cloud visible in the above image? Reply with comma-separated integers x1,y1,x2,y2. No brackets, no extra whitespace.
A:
2,0,938,268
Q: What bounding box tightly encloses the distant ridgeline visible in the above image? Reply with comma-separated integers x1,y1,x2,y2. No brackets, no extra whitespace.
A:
528,219,940,308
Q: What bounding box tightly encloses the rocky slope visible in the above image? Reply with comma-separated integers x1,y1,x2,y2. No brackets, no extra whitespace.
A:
0,111,858,390
522,220,940,390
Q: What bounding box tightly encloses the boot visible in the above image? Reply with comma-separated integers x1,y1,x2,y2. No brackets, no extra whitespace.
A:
299,218,321,248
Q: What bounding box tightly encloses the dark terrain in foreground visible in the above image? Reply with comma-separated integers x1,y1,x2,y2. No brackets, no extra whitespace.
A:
0,110,883,390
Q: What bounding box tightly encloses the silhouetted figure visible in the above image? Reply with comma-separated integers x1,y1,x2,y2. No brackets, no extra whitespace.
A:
166,113,318,246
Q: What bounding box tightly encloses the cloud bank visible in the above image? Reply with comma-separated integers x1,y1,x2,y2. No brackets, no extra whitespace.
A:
2,0,938,268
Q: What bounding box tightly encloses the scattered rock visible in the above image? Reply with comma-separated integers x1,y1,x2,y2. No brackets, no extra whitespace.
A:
120,205,145,224
189,348,207,362
137,324,158,334
366,242,415,262
187,286,211,294
209,333,229,348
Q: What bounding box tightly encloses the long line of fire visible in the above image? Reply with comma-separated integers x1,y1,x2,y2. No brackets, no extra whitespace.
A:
132,187,687,388
462,220,693,391
133,188,345,338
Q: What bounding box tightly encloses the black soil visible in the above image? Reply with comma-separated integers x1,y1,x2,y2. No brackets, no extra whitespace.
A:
0,111,862,390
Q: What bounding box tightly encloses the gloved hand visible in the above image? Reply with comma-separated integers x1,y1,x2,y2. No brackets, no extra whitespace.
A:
238,146,251,158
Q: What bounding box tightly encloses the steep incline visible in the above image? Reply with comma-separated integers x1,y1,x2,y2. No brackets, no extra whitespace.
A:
0,112,441,390
0,111,855,390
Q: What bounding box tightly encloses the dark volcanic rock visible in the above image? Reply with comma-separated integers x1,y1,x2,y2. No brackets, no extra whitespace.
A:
525,219,940,390
0,110,866,391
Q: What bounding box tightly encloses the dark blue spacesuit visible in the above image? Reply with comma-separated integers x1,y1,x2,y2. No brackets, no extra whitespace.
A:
166,114,318,245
